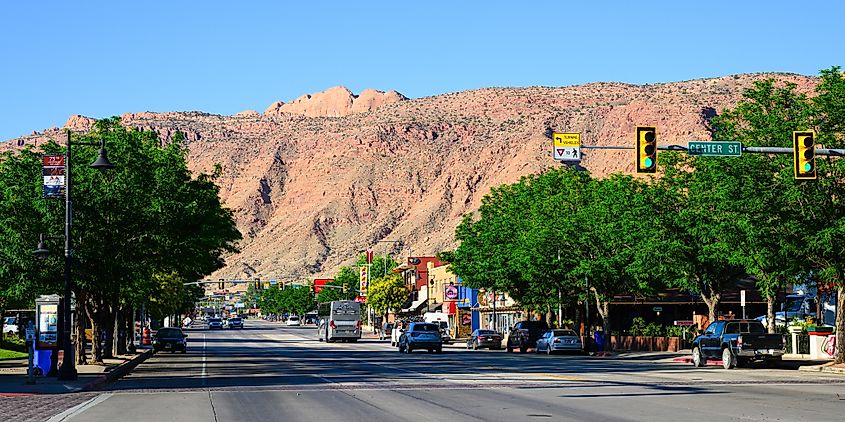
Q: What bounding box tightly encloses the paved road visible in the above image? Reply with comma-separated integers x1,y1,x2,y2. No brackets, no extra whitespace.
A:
50,320,845,421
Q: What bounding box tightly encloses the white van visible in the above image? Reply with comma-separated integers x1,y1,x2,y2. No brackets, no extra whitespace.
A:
423,312,452,344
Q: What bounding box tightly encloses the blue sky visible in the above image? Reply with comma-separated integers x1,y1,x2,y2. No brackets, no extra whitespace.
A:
1,1,841,141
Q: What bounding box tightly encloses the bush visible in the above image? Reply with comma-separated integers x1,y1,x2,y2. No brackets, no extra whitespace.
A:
2,334,27,353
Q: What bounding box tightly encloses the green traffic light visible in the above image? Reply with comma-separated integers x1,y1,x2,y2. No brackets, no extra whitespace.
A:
804,162,812,172
644,158,653,168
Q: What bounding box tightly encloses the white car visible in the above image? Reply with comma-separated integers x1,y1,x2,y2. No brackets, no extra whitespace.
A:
286,316,301,326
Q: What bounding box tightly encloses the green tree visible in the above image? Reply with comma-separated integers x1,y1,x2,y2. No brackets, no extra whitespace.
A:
710,79,814,333
807,66,845,363
367,274,407,321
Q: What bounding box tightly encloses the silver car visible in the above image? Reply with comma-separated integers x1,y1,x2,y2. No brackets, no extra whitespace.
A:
536,329,583,355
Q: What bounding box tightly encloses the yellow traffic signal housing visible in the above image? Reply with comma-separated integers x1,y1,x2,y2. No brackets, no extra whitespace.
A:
255,278,262,290
636,126,657,173
793,130,817,180
218,279,225,290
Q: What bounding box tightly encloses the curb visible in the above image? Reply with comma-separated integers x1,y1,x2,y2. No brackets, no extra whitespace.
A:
81,349,153,391
798,364,845,374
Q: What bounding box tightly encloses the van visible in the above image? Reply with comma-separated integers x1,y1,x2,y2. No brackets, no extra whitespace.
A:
423,312,452,344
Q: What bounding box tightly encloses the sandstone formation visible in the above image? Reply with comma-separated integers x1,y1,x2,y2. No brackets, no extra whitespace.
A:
1,74,817,282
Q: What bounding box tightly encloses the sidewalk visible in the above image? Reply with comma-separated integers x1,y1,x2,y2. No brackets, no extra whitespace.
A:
0,348,152,395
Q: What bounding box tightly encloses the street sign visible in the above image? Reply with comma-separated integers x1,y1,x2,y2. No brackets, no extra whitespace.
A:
653,306,663,312
674,320,695,326
553,132,581,161
687,141,742,157
740,290,746,307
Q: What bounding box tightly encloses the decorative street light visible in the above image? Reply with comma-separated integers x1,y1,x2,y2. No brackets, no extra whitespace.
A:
34,130,114,381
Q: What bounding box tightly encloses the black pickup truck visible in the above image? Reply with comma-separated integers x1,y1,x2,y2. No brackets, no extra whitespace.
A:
691,319,785,369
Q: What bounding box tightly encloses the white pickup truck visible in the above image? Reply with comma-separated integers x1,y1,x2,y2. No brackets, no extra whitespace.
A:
3,316,19,336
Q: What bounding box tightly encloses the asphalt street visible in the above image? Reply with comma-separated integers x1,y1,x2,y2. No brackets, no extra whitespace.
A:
49,320,845,422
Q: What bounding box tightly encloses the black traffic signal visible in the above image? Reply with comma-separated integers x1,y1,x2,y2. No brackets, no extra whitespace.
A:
793,130,817,180
218,279,225,290
255,277,262,290
636,126,657,173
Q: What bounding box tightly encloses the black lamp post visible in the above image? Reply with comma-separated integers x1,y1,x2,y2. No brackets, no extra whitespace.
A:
34,130,114,381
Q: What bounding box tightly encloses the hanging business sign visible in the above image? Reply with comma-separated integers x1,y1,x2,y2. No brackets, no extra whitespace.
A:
359,265,369,294
444,284,459,301
42,154,66,199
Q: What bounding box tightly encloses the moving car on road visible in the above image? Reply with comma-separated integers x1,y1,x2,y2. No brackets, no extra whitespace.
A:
226,316,243,329
153,327,188,353
691,319,785,369
398,322,443,353
505,320,549,353
207,317,223,330
466,329,502,350
286,316,301,326
535,329,583,355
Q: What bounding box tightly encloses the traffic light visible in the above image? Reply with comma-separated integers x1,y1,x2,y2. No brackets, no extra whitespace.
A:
254,277,262,290
636,126,657,173
218,278,224,290
793,130,817,180
342,285,348,294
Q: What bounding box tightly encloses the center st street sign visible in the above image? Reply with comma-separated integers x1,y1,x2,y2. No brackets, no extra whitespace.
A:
687,141,742,157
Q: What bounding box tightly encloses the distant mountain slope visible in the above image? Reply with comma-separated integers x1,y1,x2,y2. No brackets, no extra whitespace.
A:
2,75,817,280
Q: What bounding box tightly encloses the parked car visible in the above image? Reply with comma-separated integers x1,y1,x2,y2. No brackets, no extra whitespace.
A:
226,317,243,329
466,329,502,350
691,319,785,369
286,316,301,326
536,329,583,355
153,327,188,353
505,320,550,353
398,322,443,354
380,322,394,340
207,317,223,330
3,317,19,336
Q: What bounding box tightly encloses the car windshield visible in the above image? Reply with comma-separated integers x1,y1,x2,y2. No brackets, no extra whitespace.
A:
209,318,221,323
289,316,299,320
553,330,577,337
4,317,15,325
157,328,182,338
229,318,241,322
412,324,439,332
477,330,497,335
783,298,803,313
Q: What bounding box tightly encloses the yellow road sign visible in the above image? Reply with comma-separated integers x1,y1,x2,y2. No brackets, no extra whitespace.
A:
553,132,581,161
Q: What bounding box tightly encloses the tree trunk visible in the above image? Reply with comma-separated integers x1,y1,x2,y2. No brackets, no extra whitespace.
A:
114,307,127,356
75,292,88,365
87,299,104,364
701,292,721,324
102,300,116,359
594,294,611,351
574,305,582,337
766,294,776,334
835,286,844,364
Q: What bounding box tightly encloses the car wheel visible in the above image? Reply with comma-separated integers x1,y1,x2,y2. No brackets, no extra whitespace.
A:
507,346,513,353
437,347,443,354
692,347,704,367
721,347,735,370
428,349,433,353
181,349,187,354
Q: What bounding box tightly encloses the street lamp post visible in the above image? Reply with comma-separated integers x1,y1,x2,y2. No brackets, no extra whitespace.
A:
34,130,113,381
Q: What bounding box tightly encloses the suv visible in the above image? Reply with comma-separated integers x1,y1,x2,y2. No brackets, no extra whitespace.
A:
226,317,243,329
207,317,223,330
505,320,550,353
398,322,443,354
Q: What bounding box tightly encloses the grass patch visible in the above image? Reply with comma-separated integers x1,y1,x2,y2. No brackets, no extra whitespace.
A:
0,348,27,360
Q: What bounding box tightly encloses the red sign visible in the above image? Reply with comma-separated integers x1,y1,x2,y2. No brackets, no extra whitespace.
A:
42,155,65,166
366,250,374,264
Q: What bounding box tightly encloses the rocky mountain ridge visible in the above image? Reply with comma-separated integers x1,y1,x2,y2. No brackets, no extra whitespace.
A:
2,75,818,281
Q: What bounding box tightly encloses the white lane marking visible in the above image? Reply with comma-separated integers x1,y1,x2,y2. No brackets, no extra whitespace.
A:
202,333,207,387
46,393,113,422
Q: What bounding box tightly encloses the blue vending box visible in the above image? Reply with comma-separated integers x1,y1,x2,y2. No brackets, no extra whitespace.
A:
33,346,52,376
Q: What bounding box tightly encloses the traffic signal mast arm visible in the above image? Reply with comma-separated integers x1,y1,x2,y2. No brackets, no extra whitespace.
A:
580,144,845,156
